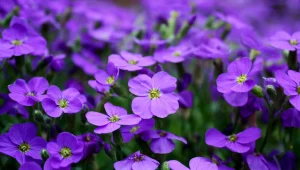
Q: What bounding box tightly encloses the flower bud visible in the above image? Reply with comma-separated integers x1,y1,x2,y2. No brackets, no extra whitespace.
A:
161,162,170,170
252,85,264,98
41,149,49,161
266,85,277,100
33,110,44,123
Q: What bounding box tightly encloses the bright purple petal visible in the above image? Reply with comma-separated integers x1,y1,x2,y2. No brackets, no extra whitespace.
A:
42,98,63,118
189,157,218,170
117,115,142,125
132,97,153,119
86,111,110,126
94,123,120,134
205,128,227,148
150,138,175,154
152,71,177,93
129,74,152,96
236,127,261,144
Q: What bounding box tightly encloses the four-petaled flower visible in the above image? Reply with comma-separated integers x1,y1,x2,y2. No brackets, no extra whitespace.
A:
94,62,119,86
86,102,142,134
269,31,300,51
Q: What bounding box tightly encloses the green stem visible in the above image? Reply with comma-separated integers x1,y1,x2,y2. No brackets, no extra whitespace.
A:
287,50,298,71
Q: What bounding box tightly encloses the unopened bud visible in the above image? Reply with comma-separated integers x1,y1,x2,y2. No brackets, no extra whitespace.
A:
41,149,49,161
161,162,170,170
252,85,264,98
33,110,44,123
266,85,277,100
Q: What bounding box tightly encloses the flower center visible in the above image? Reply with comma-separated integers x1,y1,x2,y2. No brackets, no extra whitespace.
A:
149,89,160,99
290,39,298,45
26,92,35,96
237,74,247,84
59,99,68,108
159,131,167,137
173,50,182,57
85,135,91,142
11,40,23,46
19,143,30,153
211,158,219,165
228,134,237,142
128,60,137,65
60,147,72,158
106,76,115,84
130,126,140,133
297,86,300,94
109,115,120,123
134,154,144,162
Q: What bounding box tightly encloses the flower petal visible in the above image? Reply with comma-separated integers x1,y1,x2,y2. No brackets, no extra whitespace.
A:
205,128,227,148
86,111,110,126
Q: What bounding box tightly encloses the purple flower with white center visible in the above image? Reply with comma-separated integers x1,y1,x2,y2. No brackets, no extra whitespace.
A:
8,77,49,106
168,156,233,170
141,130,187,154
0,94,29,118
41,85,83,118
217,57,262,93
275,70,300,111
86,102,142,134
269,31,300,51
108,51,156,71
20,162,42,170
46,132,83,169
114,151,159,170
129,71,179,119
94,62,119,86
281,108,300,128
121,119,155,143
77,133,102,159
154,44,194,63
0,122,47,164
205,127,261,153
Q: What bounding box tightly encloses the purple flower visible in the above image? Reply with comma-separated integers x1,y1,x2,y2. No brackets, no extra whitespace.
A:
8,77,49,106
217,57,262,93
77,133,102,159
50,54,66,72
88,80,110,94
281,108,300,128
246,153,270,170
194,38,231,59
0,42,13,58
141,130,187,154
20,162,42,170
178,90,193,108
94,62,119,86
275,70,300,111
86,102,141,134
46,132,83,169
121,119,155,143
269,31,300,51
108,51,156,71
0,94,29,118
154,44,194,63
129,71,179,119
168,156,233,170
72,50,102,75
41,85,83,118
0,122,46,164
205,127,261,153
114,151,159,170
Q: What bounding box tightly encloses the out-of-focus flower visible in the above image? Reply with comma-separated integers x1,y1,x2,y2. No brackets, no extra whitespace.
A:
194,38,231,59
154,43,194,63
109,51,156,71
42,85,82,118
129,71,179,119
0,122,47,164
275,70,300,111
72,50,102,75
8,77,49,106
49,54,66,72
0,94,29,118
94,62,119,86
86,102,141,134
205,127,261,153
246,153,270,170
269,31,300,51
121,119,155,143
281,108,300,128
45,132,83,169
141,130,187,154
19,162,42,170
114,151,159,170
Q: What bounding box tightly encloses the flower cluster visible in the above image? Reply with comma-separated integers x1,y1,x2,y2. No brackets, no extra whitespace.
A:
0,0,299,170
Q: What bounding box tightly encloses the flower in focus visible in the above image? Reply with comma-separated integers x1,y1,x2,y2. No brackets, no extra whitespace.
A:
114,151,159,170
8,77,49,106
0,122,47,164
86,102,141,134
129,71,179,119
205,127,261,153
41,85,83,118
121,119,155,143
141,130,187,154
109,51,156,71
269,31,300,51
275,70,300,111
45,132,83,169
168,156,233,170
94,62,119,86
